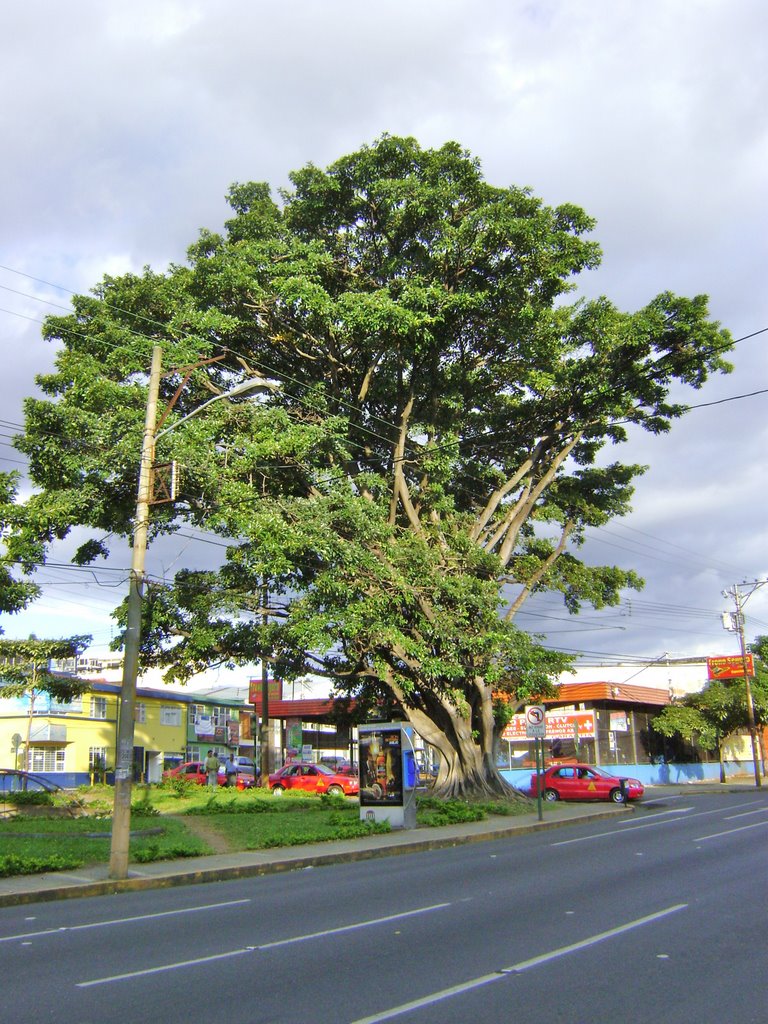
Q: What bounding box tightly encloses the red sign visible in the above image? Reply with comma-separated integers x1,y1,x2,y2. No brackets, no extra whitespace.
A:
707,655,753,680
502,710,596,742
248,677,283,706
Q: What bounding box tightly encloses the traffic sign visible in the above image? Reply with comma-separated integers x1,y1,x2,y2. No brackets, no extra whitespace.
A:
525,704,547,739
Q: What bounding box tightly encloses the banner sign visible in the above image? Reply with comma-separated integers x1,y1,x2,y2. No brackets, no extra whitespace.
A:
248,677,284,705
707,655,753,680
502,710,596,742
609,711,628,733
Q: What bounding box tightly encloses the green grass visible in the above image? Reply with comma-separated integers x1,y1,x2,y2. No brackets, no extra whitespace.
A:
0,783,536,878
198,805,391,849
0,814,209,877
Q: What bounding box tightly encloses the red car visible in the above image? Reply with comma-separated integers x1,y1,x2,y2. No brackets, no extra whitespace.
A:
527,764,644,803
162,761,256,790
268,763,359,797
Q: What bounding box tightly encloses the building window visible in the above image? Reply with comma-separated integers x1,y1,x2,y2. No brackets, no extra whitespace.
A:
89,746,107,772
50,696,83,714
191,704,227,727
135,703,146,724
160,705,181,727
28,746,66,772
90,697,107,720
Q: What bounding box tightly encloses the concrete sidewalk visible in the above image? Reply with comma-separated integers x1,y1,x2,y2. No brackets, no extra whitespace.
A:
0,782,758,908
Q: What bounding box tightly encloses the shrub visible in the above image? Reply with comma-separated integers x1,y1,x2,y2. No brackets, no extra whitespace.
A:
0,852,83,877
131,786,159,817
1,790,54,806
162,775,194,797
416,797,487,826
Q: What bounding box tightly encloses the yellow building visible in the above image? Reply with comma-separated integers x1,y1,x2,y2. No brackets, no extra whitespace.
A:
0,679,253,787
0,681,192,786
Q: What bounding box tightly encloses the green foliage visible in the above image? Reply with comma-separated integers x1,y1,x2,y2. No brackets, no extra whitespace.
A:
473,798,532,817
653,677,767,751
131,786,160,816
161,775,195,798
416,797,487,826
1,790,54,806
6,135,733,796
0,853,83,877
0,635,92,700
132,840,205,863
0,472,41,626
184,791,320,815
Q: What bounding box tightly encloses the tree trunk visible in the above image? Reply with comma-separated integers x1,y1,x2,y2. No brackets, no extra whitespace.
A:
23,687,37,786
397,684,526,801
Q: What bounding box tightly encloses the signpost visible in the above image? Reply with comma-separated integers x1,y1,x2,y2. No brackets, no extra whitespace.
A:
525,705,546,821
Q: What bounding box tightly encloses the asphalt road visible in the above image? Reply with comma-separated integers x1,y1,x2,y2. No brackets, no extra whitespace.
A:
1,790,766,1023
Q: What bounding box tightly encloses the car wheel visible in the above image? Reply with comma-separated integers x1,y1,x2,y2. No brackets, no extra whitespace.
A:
609,788,626,803
544,788,559,802
327,784,343,796
271,785,285,796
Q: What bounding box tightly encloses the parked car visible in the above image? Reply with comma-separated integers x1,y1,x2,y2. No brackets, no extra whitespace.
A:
268,762,359,797
527,763,644,803
162,761,257,790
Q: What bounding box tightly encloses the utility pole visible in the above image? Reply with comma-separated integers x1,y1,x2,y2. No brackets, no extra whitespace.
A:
723,583,763,789
110,344,162,878
260,579,270,780
108,352,278,877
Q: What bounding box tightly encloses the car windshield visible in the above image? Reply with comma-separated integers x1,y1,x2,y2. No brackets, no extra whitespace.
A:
589,766,618,779
314,764,334,775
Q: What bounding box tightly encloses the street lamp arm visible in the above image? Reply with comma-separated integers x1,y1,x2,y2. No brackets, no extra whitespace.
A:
155,375,278,442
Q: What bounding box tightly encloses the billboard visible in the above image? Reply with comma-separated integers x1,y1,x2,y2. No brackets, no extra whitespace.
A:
248,677,284,705
359,726,404,807
707,655,754,680
501,710,596,742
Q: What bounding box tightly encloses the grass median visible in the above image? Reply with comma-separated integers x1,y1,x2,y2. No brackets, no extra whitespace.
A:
0,783,533,878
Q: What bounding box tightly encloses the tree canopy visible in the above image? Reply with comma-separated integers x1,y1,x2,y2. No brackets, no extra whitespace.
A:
0,636,92,701
7,136,733,796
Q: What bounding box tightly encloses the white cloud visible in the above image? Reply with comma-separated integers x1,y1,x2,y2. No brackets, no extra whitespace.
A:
1,0,767,660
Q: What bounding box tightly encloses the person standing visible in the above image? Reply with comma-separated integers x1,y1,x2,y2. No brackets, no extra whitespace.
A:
204,749,219,788
225,752,238,788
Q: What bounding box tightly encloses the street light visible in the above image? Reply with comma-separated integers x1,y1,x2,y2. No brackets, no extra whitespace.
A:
109,346,276,879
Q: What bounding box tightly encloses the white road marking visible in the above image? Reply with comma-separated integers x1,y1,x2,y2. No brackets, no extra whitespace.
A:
694,820,768,841
724,807,768,820
618,807,693,823
254,903,451,950
552,800,759,846
76,902,451,988
349,904,687,1023
0,898,250,944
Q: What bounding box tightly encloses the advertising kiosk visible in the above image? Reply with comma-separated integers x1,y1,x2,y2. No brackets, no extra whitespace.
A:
358,722,418,829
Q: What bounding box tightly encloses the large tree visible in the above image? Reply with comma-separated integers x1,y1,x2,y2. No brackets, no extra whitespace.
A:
0,472,40,627
9,137,732,797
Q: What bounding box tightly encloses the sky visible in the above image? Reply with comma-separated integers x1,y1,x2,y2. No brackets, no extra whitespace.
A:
1,0,767,674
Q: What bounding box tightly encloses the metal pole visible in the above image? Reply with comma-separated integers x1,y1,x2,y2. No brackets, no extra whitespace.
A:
734,585,762,789
535,738,543,821
109,345,162,878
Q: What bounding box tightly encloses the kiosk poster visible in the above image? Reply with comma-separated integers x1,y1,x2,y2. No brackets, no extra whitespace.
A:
359,727,403,807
